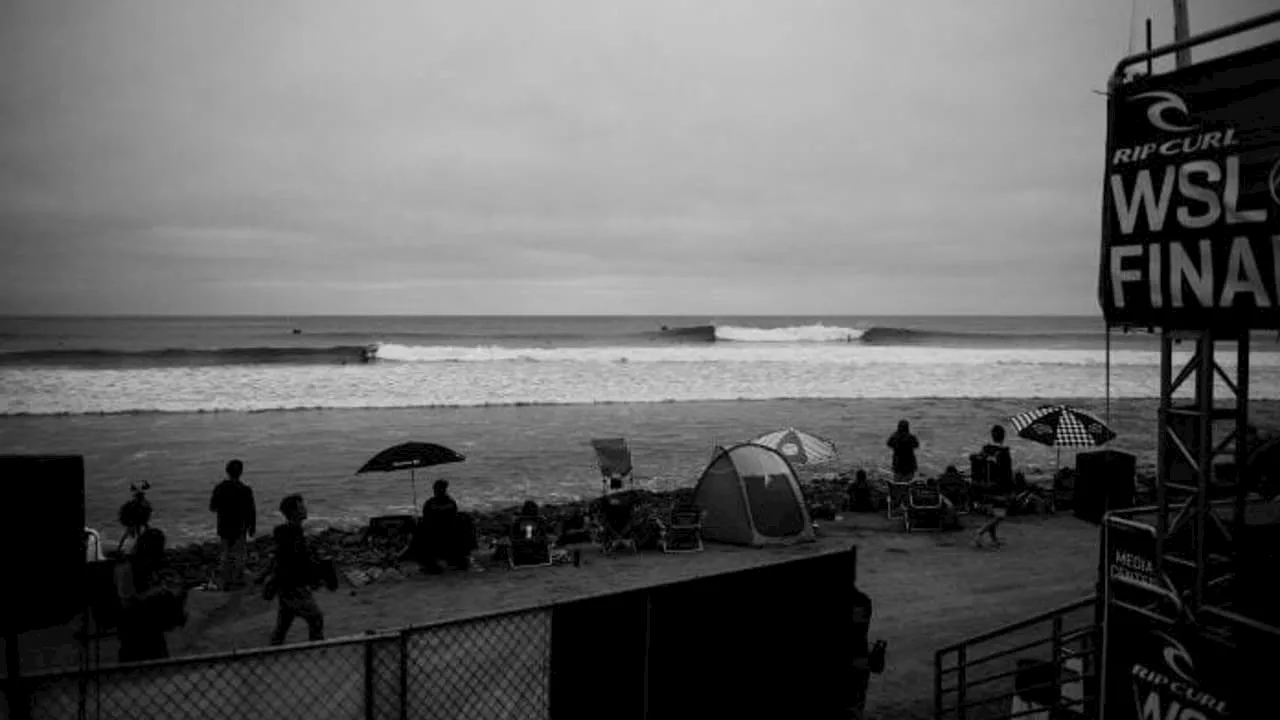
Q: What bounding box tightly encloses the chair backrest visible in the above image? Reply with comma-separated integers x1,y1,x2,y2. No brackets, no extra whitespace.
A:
511,517,546,542
909,483,942,507
591,438,633,491
670,504,702,527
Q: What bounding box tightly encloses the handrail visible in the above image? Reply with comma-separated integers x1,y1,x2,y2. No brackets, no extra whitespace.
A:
938,625,1097,681
935,596,1100,720
1112,9,1280,80
935,596,1095,655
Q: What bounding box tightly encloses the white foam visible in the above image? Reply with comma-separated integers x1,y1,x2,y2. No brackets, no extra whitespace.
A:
714,324,865,343
4,345,1280,415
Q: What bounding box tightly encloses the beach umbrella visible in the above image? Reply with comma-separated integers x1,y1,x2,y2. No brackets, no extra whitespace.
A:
1009,405,1116,469
749,427,839,466
356,442,466,508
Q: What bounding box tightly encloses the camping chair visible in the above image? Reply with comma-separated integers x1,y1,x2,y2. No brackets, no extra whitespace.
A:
903,481,947,532
657,502,704,553
595,492,640,554
885,478,911,520
508,516,553,569
591,438,635,494
1049,468,1075,513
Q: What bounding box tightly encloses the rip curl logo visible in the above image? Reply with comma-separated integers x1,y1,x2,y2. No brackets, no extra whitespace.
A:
1152,631,1195,684
1130,91,1197,133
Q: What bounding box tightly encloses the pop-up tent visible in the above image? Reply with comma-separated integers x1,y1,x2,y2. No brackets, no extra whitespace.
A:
694,443,816,547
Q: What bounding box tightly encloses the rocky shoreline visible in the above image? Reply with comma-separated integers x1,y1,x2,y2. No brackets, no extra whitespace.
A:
150,465,1158,590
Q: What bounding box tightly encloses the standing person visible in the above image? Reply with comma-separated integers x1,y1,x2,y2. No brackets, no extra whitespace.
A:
886,420,920,483
209,459,256,591
266,494,332,646
114,528,187,662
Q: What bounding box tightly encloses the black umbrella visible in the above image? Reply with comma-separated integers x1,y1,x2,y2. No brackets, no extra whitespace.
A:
356,442,466,507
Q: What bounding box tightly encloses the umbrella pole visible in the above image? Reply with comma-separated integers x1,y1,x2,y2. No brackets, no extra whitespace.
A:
412,469,418,509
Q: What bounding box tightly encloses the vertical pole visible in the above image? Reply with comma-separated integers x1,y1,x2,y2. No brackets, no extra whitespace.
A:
1194,331,1214,609
399,631,409,720
935,651,944,718
957,645,968,720
1104,324,1111,427
5,631,30,720
1152,18,1162,73
1052,615,1064,706
364,640,376,720
1235,333,1251,536
1172,0,1192,67
642,593,652,720
1156,331,1172,581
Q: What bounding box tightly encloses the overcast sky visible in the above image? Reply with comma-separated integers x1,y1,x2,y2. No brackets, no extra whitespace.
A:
1,1,1277,316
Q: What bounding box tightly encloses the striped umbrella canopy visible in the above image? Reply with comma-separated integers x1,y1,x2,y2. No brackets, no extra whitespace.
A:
749,427,838,465
1009,405,1116,449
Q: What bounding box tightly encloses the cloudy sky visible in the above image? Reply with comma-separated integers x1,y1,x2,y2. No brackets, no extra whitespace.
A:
1,0,1277,315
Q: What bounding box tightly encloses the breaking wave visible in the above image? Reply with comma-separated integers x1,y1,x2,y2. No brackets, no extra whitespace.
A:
0,345,377,369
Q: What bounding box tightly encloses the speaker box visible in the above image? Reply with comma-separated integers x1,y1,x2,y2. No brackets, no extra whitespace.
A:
1074,450,1135,524
1,455,86,634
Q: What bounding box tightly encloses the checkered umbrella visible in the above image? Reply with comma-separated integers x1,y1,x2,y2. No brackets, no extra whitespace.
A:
749,427,838,465
1009,405,1116,451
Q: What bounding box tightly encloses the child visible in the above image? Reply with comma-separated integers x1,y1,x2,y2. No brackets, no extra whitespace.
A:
117,480,153,556
266,494,335,645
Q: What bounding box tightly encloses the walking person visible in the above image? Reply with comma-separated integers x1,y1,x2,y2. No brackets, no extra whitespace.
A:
974,507,1007,548
266,494,334,646
209,459,256,591
886,420,920,483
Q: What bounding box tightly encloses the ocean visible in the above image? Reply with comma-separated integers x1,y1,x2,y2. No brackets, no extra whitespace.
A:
2,315,1278,545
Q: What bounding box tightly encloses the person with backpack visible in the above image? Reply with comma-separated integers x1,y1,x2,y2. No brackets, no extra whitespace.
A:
209,459,256,591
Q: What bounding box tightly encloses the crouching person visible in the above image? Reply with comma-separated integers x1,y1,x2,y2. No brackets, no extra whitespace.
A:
266,494,337,646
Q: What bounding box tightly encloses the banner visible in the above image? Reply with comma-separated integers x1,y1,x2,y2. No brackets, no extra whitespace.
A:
1099,40,1280,329
1104,517,1178,609
1102,606,1237,719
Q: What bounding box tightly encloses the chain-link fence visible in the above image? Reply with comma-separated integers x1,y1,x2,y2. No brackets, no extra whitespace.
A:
4,606,552,720
5,547,855,720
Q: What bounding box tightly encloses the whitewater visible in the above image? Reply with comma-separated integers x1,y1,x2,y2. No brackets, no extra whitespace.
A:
5,339,1280,415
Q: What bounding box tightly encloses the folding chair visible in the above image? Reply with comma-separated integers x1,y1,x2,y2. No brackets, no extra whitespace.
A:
508,517,553,569
885,479,911,520
903,482,948,532
658,503,704,553
595,492,640,554
591,437,635,494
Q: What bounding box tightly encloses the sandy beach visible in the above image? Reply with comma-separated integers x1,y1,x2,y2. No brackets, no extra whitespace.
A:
13,506,1101,720
6,396,1275,546
5,395,1273,717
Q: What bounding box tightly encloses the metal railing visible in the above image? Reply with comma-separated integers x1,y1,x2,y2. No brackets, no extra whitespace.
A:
935,596,1100,720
